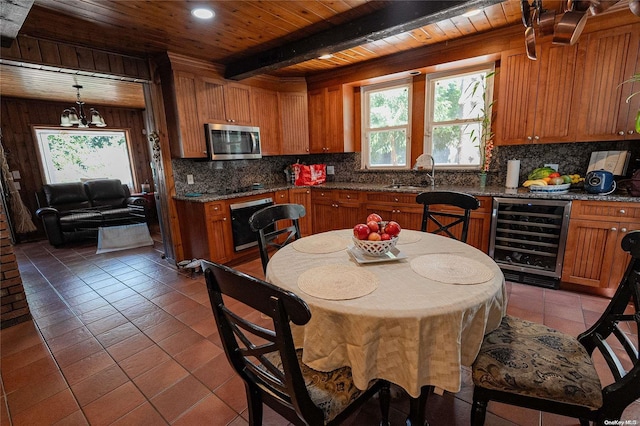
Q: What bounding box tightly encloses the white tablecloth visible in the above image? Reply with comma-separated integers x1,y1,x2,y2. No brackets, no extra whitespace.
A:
266,229,507,398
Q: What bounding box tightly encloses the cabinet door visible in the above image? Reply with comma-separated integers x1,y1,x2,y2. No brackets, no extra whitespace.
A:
253,88,281,155
561,219,619,288
199,78,227,122
572,24,640,141
289,188,312,236
274,189,289,204
467,212,491,253
533,42,580,144
495,49,539,145
308,88,326,153
207,214,232,263
173,71,207,158
610,224,640,289
225,83,253,124
280,92,310,154
325,86,344,152
312,199,338,234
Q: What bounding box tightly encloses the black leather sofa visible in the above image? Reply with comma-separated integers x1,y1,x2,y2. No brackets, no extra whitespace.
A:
36,179,149,246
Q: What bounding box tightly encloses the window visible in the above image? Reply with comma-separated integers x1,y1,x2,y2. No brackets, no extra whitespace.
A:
425,65,494,169
362,80,411,169
34,128,135,187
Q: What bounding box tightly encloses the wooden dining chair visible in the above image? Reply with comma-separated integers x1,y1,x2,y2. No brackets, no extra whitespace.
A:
249,203,306,274
415,191,480,242
202,260,391,426
470,230,640,426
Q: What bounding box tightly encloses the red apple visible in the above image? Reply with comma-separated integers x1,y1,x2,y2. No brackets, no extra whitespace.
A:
380,233,391,241
367,232,382,241
367,220,380,233
384,221,401,237
366,213,382,223
353,224,371,240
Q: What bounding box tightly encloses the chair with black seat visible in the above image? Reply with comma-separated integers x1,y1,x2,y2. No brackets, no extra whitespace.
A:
249,203,306,274
415,191,480,243
470,230,640,426
202,260,390,426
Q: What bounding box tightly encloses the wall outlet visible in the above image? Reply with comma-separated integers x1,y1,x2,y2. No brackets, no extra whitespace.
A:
187,174,194,184
11,170,20,180
327,165,335,175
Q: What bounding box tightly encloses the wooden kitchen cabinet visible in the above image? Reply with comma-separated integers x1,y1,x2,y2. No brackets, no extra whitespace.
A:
252,88,281,155
308,85,354,153
198,78,253,125
176,200,233,263
289,187,312,236
163,70,208,158
364,192,423,231
570,24,640,141
312,189,362,233
562,200,640,290
279,92,310,155
496,42,579,145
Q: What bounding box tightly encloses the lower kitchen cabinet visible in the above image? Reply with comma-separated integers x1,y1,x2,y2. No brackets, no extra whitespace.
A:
561,200,640,290
364,192,423,231
312,189,363,233
176,200,233,263
289,187,312,236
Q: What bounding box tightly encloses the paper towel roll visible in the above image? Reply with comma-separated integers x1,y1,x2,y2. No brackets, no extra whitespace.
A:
506,160,520,188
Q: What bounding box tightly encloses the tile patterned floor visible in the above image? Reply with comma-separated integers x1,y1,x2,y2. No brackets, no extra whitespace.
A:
2,236,639,425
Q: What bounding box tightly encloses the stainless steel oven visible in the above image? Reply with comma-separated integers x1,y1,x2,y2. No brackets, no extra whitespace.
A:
229,197,273,251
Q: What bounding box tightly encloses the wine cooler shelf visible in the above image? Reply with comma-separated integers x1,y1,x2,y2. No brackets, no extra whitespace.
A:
489,198,572,285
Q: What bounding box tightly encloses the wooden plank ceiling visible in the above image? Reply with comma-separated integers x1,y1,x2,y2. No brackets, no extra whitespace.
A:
3,0,626,106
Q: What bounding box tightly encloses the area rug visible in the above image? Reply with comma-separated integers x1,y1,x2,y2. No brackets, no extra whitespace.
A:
96,223,154,254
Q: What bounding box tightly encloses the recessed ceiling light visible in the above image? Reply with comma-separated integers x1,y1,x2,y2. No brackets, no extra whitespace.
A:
318,54,333,60
192,8,215,19
462,8,481,18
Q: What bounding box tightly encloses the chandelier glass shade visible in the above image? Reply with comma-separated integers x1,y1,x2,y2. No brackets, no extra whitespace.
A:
60,85,107,128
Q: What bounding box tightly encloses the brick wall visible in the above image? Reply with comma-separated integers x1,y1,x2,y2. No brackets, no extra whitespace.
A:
0,205,31,328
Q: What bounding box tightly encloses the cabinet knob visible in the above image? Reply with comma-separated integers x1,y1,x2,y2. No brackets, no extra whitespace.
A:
305,190,309,194
223,217,227,221
618,131,625,135
611,227,617,231
629,130,635,135
621,228,628,233
214,206,219,211
620,209,626,214
280,194,285,198
527,136,533,141
534,135,540,140
394,198,399,202
347,195,351,199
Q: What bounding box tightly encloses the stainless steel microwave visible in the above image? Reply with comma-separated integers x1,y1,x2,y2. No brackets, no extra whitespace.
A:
205,123,261,160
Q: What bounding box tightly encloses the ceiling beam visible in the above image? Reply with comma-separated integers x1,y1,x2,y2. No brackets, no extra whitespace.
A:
224,0,503,80
0,0,34,48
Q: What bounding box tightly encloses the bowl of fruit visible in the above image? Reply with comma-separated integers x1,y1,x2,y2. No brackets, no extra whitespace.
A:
522,167,582,194
352,213,401,256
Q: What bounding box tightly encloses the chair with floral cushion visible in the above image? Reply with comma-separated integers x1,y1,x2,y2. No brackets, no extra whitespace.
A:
471,230,640,426
202,260,390,426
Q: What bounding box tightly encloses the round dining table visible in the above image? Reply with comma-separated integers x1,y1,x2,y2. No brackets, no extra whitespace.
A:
266,229,507,425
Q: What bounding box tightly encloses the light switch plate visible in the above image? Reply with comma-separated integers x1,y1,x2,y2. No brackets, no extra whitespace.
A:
187,174,194,184
327,165,335,175
11,170,20,179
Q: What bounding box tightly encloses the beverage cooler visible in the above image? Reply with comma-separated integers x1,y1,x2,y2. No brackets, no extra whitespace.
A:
489,198,572,289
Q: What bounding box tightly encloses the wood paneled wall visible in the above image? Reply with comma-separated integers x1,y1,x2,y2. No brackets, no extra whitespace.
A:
0,97,151,239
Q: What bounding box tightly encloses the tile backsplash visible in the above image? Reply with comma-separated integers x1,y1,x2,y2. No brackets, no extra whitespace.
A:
172,140,639,195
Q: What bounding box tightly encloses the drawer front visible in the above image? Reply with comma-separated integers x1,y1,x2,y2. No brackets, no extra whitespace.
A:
336,190,362,202
571,200,640,222
312,189,336,200
367,192,416,204
206,202,226,216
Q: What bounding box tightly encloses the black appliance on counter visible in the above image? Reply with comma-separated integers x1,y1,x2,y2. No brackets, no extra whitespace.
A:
489,198,572,289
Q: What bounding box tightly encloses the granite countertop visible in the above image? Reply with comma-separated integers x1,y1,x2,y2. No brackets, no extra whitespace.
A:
174,182,639,203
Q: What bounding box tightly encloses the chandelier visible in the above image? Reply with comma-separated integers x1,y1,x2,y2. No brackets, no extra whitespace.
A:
60,84,107,127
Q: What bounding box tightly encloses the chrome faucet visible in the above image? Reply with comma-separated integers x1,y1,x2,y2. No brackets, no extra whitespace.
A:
414,154,435,187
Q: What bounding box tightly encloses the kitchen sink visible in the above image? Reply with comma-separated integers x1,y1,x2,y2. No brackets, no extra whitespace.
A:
383,184,428,190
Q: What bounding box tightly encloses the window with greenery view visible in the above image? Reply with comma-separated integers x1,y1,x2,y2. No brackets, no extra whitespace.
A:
362,80,411,169
425,65,494,169
35,129,135,187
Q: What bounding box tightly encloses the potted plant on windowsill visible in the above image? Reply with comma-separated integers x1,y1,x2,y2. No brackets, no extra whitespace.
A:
469,71,496,187
622,72,640,133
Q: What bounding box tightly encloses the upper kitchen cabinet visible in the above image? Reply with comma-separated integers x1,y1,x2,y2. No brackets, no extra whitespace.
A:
279,92,310,155
570,24,640,141
252,88,281,155
198,78,253,125
161,70,208,159
308,85,354,153
496,42,579,145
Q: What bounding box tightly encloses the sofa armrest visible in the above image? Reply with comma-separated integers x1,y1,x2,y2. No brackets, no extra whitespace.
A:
36,207,61,218
35,207,65,246
126,197,148,208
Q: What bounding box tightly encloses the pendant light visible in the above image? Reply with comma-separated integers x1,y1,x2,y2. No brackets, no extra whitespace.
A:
60,84,106,127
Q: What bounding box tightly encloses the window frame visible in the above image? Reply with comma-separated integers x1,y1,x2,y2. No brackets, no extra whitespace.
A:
424,63,495,171
361,78,412,170
32,126,137,189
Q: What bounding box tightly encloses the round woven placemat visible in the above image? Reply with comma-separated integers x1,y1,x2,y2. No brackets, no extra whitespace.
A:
297,264,378,300
410,254,495,284
292,234,349,254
